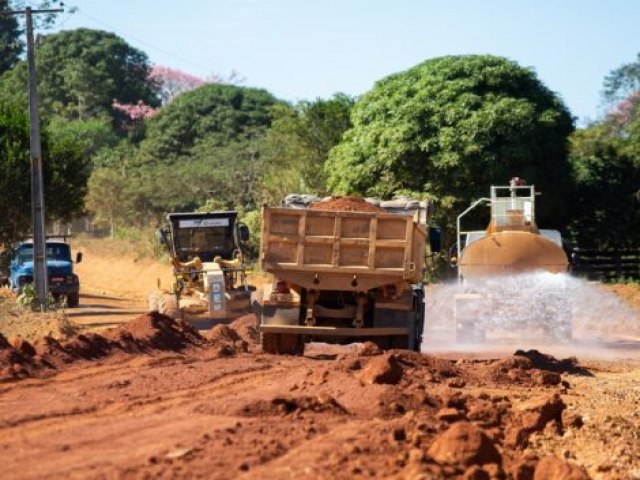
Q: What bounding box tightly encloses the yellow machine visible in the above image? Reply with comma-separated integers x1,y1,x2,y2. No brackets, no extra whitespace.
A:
452,178,571,342
149,211,253,328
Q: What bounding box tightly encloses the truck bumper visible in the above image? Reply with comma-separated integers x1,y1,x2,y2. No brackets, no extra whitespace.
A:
259,324,411,337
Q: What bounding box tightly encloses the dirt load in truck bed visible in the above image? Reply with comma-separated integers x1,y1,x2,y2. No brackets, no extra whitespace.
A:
310,196,383,213
0,311,639,479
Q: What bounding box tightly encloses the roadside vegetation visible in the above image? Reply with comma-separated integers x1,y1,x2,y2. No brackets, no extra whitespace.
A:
0,9,639,256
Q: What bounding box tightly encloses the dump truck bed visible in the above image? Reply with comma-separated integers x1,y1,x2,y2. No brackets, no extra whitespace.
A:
261,206,427,292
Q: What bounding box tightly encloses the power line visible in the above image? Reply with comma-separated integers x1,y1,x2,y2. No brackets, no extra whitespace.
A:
72,7,213,76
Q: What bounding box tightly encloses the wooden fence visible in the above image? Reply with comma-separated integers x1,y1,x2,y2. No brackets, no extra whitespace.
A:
570,248,640,281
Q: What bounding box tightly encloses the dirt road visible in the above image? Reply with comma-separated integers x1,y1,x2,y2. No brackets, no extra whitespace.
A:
1,244,639,479
0,313,639,479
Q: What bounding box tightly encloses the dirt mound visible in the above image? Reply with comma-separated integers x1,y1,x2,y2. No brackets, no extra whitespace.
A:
203,324,249,355
506,393,566,448
229,314,260,347
103,311,203,352
514,349,591,376
487,351,584,386
310,196,382,213
238,394,349,417
428,421,502,467
358,353,403,385
533,456,590,480
0,333,39,381
201,315,261,355
2,312,205,381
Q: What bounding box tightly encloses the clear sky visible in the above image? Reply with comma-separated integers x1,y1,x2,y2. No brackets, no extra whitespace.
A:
48,0,640,125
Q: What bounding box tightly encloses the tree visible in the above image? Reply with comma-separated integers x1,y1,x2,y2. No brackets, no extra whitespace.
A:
259,94,354,204
138,83,279,162
603,53,640,105
567,55,640,249
326,55,574,240
0,28,159,129
150,65,206,105
0,0,22,75
568,126,640,249
84,167,128,237
0,102,89,245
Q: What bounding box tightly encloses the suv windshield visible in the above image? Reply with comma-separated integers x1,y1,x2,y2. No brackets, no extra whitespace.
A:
16,243,72,263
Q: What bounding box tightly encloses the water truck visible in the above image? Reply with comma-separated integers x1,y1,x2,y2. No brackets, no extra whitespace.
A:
451,178,571,342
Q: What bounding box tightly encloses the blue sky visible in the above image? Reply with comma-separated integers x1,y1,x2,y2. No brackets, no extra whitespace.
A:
49,0,640,125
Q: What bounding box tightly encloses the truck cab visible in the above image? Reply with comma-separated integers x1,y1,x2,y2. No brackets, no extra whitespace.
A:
8,239,82,307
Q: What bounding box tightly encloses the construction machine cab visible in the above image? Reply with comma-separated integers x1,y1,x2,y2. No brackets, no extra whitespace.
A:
152,211,253,323
158,211,249,263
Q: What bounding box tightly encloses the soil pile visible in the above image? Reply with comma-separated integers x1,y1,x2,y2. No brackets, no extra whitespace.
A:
203,314,260,354
310,196,382,213
0,312,206,381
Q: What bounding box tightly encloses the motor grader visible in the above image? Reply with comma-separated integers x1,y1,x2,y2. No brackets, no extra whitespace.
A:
149,211,252,327
451,178,571,342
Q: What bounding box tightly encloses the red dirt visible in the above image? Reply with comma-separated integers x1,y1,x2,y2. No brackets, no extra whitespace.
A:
0,314,639,479
310,195,383,213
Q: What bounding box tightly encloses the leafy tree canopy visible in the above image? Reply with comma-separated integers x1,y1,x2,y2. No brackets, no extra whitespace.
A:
327,55,574,236
568,54,640,249
138,83,279,162
259,94,354,204
0,0,22,75
0,28,159,127
0,102,89,245
603,53,640,105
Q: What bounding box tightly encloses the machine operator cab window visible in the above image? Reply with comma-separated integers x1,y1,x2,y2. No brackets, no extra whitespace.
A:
171,215,236,262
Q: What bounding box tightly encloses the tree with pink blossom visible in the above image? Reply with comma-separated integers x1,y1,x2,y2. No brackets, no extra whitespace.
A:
112,99,158,120
150,65,207,104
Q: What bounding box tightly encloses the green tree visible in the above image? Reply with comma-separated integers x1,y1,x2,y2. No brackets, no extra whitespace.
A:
603,53,640,105
0,0,22,75
567,54,640,249
568,126,640,248
138,83,279,162
259,94,354,204
84,167,129,237
327,55,574,240
0,102,89,245
0,28,159,128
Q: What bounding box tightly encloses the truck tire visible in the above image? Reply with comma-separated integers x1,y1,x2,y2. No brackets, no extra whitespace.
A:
66,292,80,308
159,293,181,320
261,332,304,355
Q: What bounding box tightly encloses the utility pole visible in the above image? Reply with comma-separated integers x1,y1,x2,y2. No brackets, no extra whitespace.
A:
1,6,63,310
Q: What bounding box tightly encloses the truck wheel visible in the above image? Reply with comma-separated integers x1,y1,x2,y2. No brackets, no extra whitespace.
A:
261,333,304,355
66,292,80,308
159,293,181,320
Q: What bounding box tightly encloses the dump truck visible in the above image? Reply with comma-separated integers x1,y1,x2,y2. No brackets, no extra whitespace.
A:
452,178,571,342
149,211,252,327
259,196,437,354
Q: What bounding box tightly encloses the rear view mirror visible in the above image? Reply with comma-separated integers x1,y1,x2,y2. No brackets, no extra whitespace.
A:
76,252,83,263
157,226,170,247
238,224,250,243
